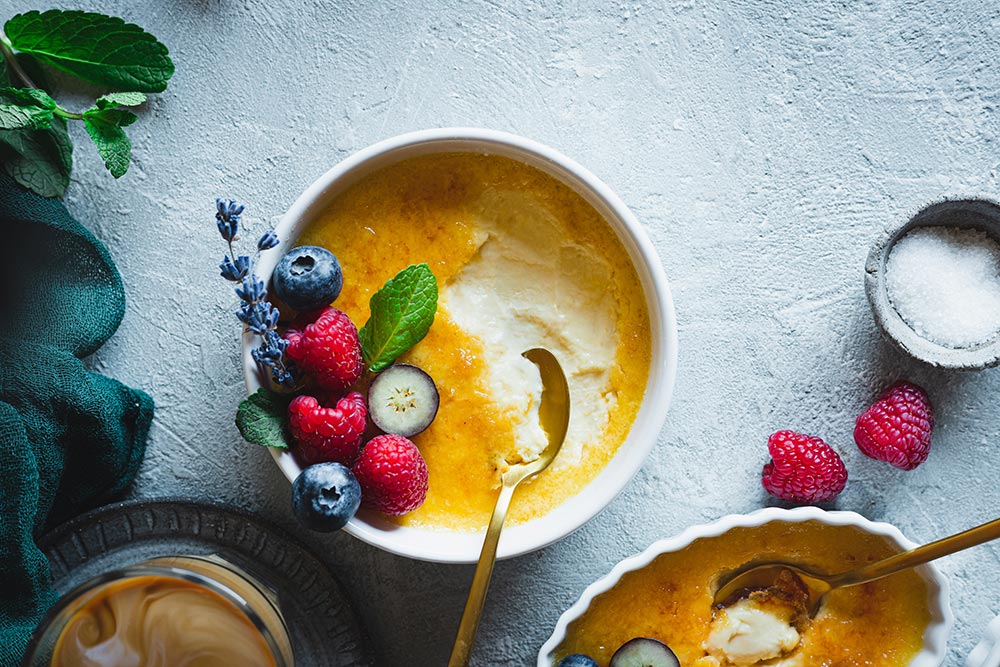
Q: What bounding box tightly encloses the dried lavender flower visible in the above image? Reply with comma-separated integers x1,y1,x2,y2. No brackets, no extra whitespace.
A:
214,199,294,386
219,254,250,281
258,230,279,251
215,198,244,241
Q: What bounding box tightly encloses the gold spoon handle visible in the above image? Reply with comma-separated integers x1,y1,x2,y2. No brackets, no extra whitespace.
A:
832,516,1000,588
448,482,517,667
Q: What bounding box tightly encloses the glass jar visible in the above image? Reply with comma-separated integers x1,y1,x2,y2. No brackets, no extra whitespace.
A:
23,555,294,667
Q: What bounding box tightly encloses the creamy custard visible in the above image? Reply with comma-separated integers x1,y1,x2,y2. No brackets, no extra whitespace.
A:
297,153,651,530
555,522,930,667
704,574,807,666
51,575,275,667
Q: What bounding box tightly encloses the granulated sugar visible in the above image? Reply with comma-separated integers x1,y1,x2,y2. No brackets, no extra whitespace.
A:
886,225,1000,348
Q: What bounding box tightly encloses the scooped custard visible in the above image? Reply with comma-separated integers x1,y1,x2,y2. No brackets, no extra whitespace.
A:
554,521,930,667
297,152,651,530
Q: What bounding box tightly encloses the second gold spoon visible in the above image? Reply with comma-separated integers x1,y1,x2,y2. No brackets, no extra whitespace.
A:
447,348,570,667
714,515,1000,615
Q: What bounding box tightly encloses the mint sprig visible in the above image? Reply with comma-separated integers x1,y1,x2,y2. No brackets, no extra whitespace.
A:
4,10,173,92
0,10,172,196
236,389,293,450
359,264,439,372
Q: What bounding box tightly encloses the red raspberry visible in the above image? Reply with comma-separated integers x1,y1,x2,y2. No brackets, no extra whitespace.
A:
353,434,428,516
854,381,934,470
284,307,363,392
288,392,367,465
761,430,847,504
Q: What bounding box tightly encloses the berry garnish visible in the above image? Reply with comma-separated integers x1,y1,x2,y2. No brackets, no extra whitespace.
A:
288,392,366,465
854,381,934,470
557,655,600,667
367,364,439,437
353,434,429,516
273,246,344,312
291,463,361,532
284,307,363,392
610,638,680,667
761,430,847,504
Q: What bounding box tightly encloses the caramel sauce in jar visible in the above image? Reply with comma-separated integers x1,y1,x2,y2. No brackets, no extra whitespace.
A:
25,556,292,667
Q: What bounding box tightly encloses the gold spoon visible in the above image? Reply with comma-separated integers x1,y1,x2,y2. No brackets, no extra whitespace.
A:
714,515,1000,615
448,348,570,667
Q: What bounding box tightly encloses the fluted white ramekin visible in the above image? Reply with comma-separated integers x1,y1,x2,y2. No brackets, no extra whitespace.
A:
967,616,1000,667
538,507,952,666
242,128,678,564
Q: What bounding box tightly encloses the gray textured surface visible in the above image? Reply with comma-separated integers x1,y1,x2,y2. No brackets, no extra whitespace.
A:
5,0,999,664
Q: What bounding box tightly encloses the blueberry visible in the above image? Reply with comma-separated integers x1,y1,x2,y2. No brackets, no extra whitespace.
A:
291,463,361,532
272,246,343,312
557,655,600,667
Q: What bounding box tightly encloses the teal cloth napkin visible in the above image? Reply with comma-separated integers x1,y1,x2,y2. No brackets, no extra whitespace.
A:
0,173,153,665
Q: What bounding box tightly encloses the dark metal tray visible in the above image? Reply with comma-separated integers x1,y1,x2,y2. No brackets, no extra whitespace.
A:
38,498,375,666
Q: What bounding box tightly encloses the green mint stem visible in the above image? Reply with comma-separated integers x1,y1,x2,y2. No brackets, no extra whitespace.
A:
0,40,38,89
53,107,83,120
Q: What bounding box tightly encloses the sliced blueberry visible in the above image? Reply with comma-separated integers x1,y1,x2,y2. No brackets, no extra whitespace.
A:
291,463,361,532
273,246,343,312
557,655,600,667
609,638,679,667
367,364,439,437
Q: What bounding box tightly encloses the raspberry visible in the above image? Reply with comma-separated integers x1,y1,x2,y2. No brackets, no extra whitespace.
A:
288,392,367,465
284,307,363,392
761,430,847,504
854,381,934,470
353,434,428,516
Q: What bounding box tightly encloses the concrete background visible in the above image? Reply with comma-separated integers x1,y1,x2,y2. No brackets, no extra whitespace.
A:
5,0,999,664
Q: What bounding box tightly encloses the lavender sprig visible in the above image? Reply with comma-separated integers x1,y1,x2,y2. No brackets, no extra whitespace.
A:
215,199,295,386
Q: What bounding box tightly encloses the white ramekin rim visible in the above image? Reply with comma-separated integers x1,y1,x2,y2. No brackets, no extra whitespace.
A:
537,506,953,667
967,616,1000,667
241,128,679,564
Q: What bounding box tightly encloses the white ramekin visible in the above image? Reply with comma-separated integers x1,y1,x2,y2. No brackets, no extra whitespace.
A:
968,616,1000,667
241,128,678,564
538,507,953,666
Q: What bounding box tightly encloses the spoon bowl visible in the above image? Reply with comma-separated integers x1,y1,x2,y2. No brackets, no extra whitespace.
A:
714,561,832,616
503,348,571,485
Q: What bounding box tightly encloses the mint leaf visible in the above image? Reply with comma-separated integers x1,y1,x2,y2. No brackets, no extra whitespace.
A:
82,107,137,178
359,264,438,372
0,116,72,197
97,92,147,109
236,389,292,450
3,87,56,109
0,87,55,129
5,10,174,92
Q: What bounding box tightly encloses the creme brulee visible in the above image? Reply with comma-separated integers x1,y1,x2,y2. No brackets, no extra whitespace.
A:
50,575,275,667
297,153,651,531
554,521,930,667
